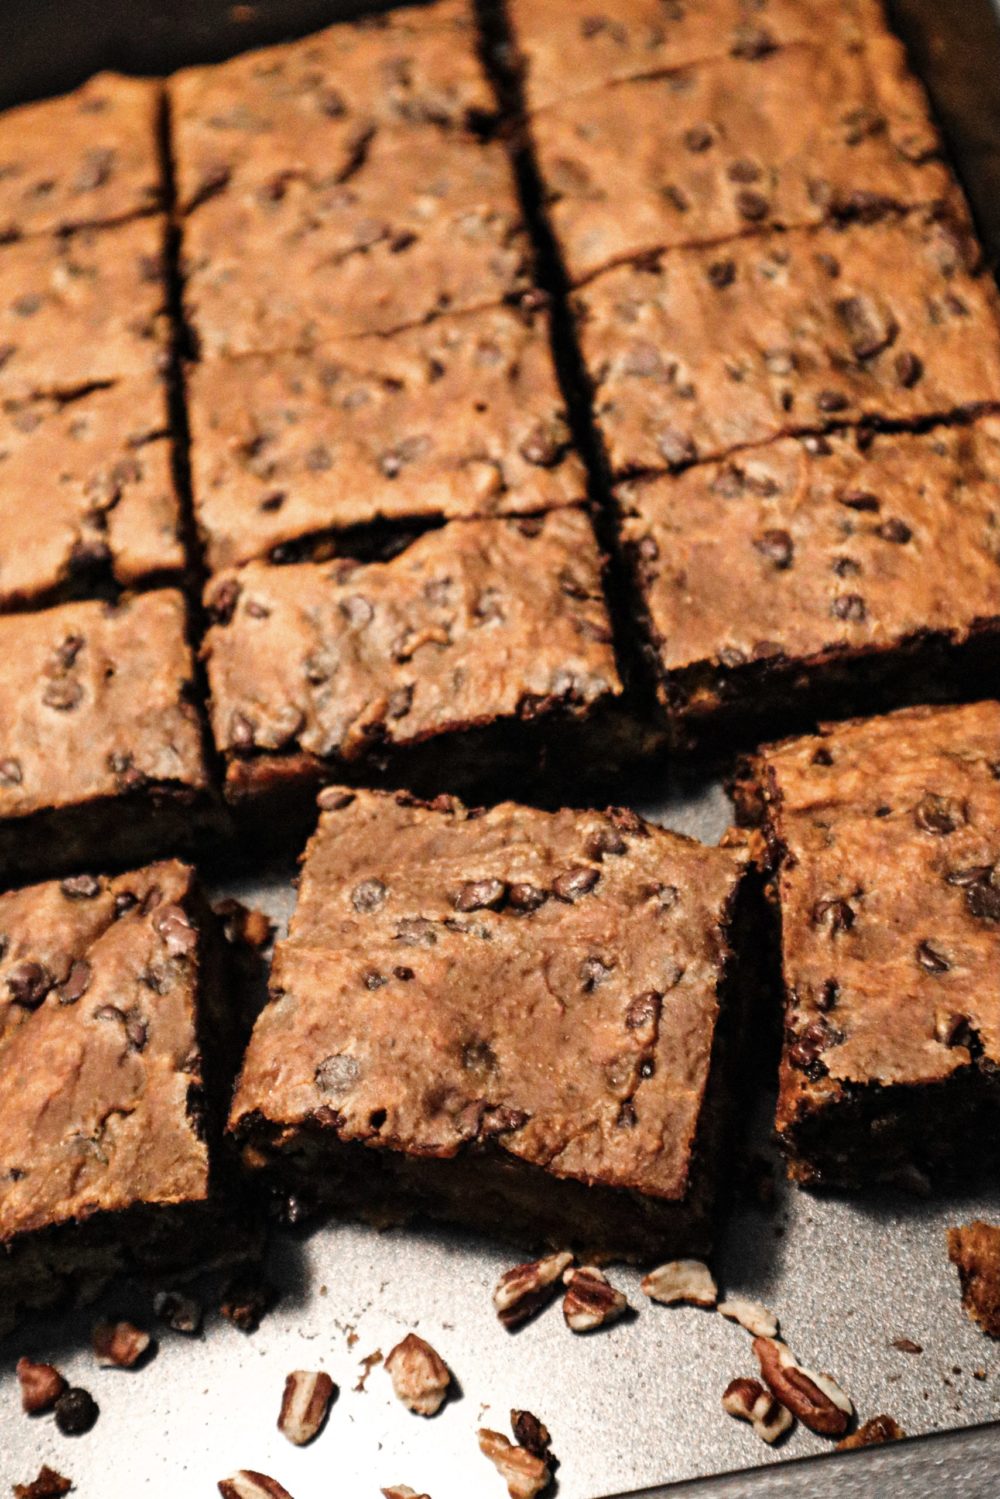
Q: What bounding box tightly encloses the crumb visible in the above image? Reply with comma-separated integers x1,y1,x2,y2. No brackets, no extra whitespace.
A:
354,1349,383,1393
891,1337,923,1355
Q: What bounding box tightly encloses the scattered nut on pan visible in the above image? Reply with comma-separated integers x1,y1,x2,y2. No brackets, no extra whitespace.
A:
493,1251,573,1329
641,1259,718,1308
562,1265,629,1332
722,1377,793,1444
478,1427,552,1498
16,1357,66,1414
154,1288,203,1335
511,1408,552,1460
217,1473,294,1499
753,1336,853,1437
836,1414,905,1449
92,1320,152,1368
718,1298,779,1338
219,1271,276,1333
385,1334,452,1416
12,1465,72,1499
381,1488,431,1498
277,1369,336,1446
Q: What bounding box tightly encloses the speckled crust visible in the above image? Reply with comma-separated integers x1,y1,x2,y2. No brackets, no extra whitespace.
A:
0,376,183,609
618,419,1000,724
181,125,529,353
508,0,889,112
229,788,747,1252
188,305,585,571
0,217,170,401
577,212,1000,478
534,38,949,283
202,509,621,793
742,701,1000,1187
0,73,163,241
948,1221,1000,1338
170,1,495,212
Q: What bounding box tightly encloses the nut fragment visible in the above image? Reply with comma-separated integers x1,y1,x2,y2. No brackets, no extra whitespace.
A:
154,1288,203,1335
478,1428,551,1498
753,1337,853,1436
493,1251,573,1329
836,1413,905,1449
722,1377,794,1444
641,1259,718,1308
381,1489,430,1499
92,1320,152,1368
511,1409,551,1460
277,1369,336,1446
13,1467,72,1499
218,1473,294,1499
948,1221,1000,1337
718,1298,779,1338
562,1265,629,1332
385,1334,452,1416
219,1271,276,1333
16,1357,66,1414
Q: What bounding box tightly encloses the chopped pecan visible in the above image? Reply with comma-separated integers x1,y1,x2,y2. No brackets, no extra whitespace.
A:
154,1288,202,1335
217,1474,294,1499
836,1414,905,1449
493,1251,573,1329
12,1468,72,1499
16,1357,66,1414
562,1265,629,1332
718,1298,779,1338
753,1337,852,1436
722,1377,793,1444
278,1369,336,1445
511,1409,551,1460
948,1220,1000,1337
385,1334,452,1417
641,1259,718,1308
219,1271,276,1333
92,1320,151,1368
381,1489,430,1499
478,1428,551,1498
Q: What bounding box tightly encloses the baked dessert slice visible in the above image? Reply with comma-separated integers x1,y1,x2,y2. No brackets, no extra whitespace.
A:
0,374,183,610
0,72,163,241
735,700,1000,1188
229,787,749,1257
617,419,1000,743
0,860,251,1333
576,212,1000,477
187,303,585,571
0,589,217,881
202,508,624,814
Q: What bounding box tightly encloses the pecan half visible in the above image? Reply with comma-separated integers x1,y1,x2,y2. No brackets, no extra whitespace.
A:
277,1369,336,1445
493,1251,573,1329
641,1259,718,1308
478,1428,551,1498
718,1298,779,1338
753,1337,852,1436
722,1377,793,1444
92,1320,152,1368
385,1334,451,1416
562,1265,629,1332
217,1473,294,1499
16,1358,66,1414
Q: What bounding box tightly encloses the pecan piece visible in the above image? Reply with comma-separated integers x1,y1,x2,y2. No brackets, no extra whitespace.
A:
218,1473,294,1499
219,1271,276,1333
16,1357,66,1414
562,1265,629,1332
385,1334,452,1416
381,1489,430,1499
478,1428,551,1498
91,1320,152,1368
836,1413,905,1449
753,1337,852,1436
12,1468,72,1499
948,1220,1000,1337
493,1251,573,1329
718,1298,779,1338
277,1369,336,1446
641,1259,718,1308
511,1409,551,1460
722,1377,793,1444
154,1288,202,1334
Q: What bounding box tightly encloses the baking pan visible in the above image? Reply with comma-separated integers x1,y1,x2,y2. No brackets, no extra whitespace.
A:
3,2,1000,1496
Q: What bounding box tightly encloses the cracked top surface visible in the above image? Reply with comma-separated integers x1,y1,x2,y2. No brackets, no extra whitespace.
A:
203,508,620,772
577,213,1000,478
0,72,162,241
230,787,746,1199
618,417,1000,695
509,0,889,111
182,124,529,353
535,37,948,284
188,304,585,571
747,701,1000,1132
0,216,169,402
0,861,211,1241
0,375,183,608
171,0,494,211
0,589,208,821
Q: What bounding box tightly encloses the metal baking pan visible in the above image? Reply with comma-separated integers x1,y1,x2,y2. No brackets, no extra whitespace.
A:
3,2,1000,1495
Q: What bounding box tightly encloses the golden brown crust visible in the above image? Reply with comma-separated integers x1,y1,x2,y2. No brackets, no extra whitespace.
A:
577,213,1000,478
188,306,585,571
948,1221,1000,1338
230,787,747,1201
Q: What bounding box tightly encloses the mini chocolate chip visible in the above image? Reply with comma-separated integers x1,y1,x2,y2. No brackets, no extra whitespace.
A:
754,529,793,569
707,258,736,289
727,158,761,184
315,1054,360,1096
209,578,241,624
113,891,138,919
508,883,548,912
60,874,101,899
813,896,855,932
915,794,966,835
580,956,613,990
735,188,769,221
917,941,951,974
626,990,662,1030
7,961,52,1008
519,419,569,467
788,1018,839,1070
840,490,880,512
816,978,839,1011
54,1386,98,1436
878,517,912,543
125,1010,148,1051
731,24,777,59
553,866,600,902
586,825,627,859
945,864,993,887
831,593,866,622
152,904,197,956
967,881,1000,922
42,678,83,711
812,747,834,766
895,351,923,387
393,965,414,981
387,685,414,719
59,960,91,1003
684,124,714,152
817,389,849,413
351,879,387,913
0,756,22,785
364,971,387,990
317,788,356,811
454,878,506,913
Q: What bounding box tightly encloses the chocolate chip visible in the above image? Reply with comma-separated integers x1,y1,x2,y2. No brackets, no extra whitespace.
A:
7,961,52,1008
731,24,777,58
812,896,855,933
878,517,912,543
152,904,197,956
836,296,899,360
553,866,600,902
113,891,138,919
208,578,241,624
966,881,1000,922
754,529,793,569
727,158,761,184
508,883,548,913
816,978,839,1011
817,390,849,413
125,1010,148,1051
788,1018,839,1071
684,124,714,152
735,188,770,221
351,879,387,913
586,825,627,859
917,941,951,974
393,965,414,982
812,747,834,766
519,419,569,467
42,677,82,711
54,1386,98,1436
915,794,966,836
454,878,506,912
317,788,356,811
59,960,91,1003
831,594,866,622
0,756,22,786
315,1054,360,1096
60,873,101,900
895,351,924,388
626,990,662,1031
580,956,613,991
707,258,736,289
840,490,880,512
